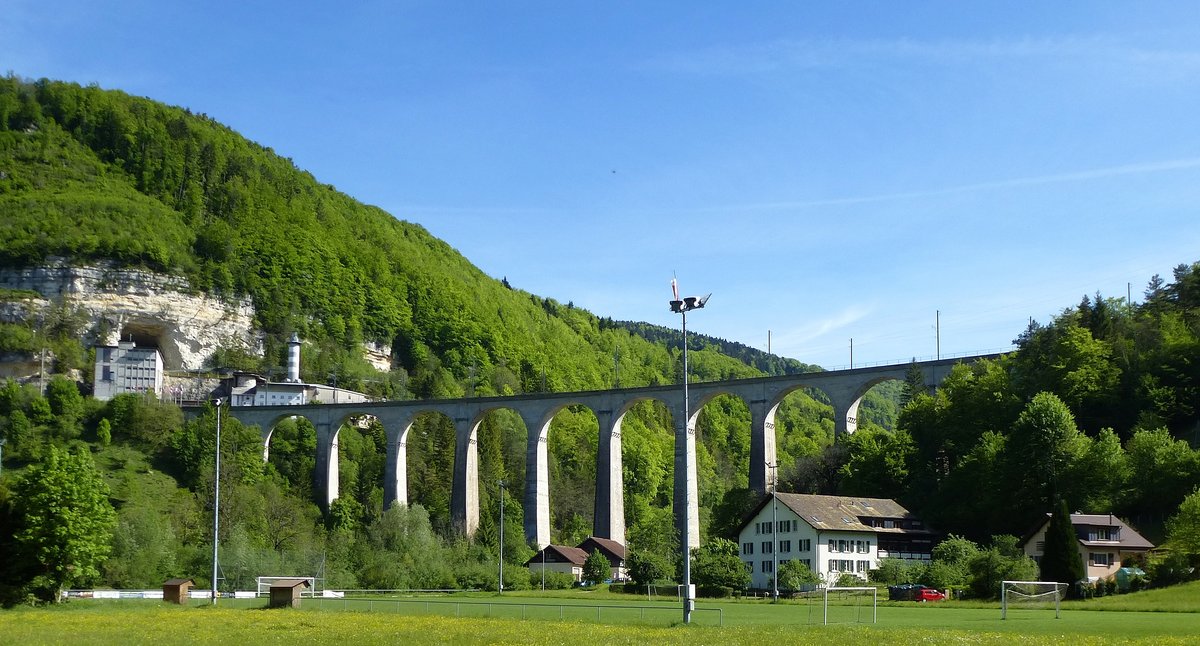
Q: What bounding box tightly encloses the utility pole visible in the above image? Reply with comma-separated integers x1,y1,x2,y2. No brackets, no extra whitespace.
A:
498,480,506,594
767,461,779,601
935,310,941,360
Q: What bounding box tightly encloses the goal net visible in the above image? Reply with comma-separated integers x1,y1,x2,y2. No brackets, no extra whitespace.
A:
256,576,316,597
822,586,877,625
1000,580,1067,619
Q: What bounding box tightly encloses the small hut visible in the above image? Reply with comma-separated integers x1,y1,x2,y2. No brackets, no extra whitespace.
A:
163,578,195,604
268,579,311,608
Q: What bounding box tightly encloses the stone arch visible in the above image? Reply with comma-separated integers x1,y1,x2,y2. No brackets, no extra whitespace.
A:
832,375,902,437
315,408,378,512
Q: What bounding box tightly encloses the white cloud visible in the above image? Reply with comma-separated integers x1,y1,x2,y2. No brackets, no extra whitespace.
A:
645,34,1200,77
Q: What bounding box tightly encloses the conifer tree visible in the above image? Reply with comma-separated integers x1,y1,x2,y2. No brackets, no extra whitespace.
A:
1039,499,1085,591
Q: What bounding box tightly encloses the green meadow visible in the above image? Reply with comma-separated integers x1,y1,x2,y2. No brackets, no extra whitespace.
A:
3,584,1198,645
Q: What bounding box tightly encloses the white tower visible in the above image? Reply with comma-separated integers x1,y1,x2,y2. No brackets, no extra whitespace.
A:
286,333,301,383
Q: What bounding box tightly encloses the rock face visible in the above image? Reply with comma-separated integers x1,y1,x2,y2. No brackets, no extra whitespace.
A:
0,259,259,371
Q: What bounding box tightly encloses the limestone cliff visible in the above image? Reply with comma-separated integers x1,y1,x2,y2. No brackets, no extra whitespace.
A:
0,259,258,371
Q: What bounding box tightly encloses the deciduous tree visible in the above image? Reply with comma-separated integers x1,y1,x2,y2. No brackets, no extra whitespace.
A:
12,446,117,601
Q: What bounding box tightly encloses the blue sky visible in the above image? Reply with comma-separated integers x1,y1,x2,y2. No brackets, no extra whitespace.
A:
5,2,1200,368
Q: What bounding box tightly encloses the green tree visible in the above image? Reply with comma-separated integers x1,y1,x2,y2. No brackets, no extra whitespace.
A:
626,549,672,585
690,538,750,591
1002,392,1086,530
1039,499,1085,589
778,559,819,590
11,446,117,601
1165,488,1200,566
966,537,1038,599
583,549,611,585
838,429,914,496
96,418,112,446
900,360,926,407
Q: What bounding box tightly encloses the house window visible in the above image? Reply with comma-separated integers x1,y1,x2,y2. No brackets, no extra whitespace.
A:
857,560,870,573
828,539,835,552
1090,552,1114,566
838,540,849,553
1092,527,1119,541
745,561,754,573
762,541,773,554
743,542,754,555
800,539,811,552
762,561,773,573
1036,541,1046,552
884,520,895,529
780,540,791,553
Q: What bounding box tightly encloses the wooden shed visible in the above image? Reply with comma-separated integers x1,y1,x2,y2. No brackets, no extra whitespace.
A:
268,579,311,608
162,578,195,604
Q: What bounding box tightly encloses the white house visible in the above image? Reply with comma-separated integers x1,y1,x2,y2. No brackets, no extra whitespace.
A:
737,493,937,589
1021,513,1154,582
93,341,164,401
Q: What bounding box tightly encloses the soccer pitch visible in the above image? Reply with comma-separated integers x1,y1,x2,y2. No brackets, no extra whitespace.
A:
2,594,1197,645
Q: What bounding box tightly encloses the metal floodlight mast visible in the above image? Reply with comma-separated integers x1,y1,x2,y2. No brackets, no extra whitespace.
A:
669,282,709,625
211,398,223,605
498,479,506,594
768,461,779,601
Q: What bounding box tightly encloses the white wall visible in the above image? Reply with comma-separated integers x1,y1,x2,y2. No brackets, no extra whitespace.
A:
738,503,880,589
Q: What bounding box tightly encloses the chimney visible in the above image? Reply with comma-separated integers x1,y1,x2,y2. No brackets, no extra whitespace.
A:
287,333,301,383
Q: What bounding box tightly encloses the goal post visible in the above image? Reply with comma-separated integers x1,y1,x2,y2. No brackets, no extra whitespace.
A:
1000,580,1068,619
256,576,316,597
823,586,877,625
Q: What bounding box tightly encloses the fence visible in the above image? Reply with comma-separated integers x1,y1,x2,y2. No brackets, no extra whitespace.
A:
64,590,723,627
297,595,724,626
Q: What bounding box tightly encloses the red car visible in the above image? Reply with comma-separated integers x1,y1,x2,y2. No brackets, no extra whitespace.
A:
916,588,946,602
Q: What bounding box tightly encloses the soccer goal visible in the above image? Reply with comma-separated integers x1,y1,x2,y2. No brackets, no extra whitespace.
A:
1000,580,1068,619
256,576,316,598
823,586,877,625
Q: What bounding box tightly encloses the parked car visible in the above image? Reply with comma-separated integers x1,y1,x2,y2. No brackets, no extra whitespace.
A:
887,584,946,601
916,588,946,602
887,583,924,601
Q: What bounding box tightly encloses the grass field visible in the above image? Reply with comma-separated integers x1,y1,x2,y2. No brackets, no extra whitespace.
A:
2,584,1198,645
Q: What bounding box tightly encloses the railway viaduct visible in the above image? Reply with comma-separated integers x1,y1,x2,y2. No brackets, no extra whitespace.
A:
224,354,998,549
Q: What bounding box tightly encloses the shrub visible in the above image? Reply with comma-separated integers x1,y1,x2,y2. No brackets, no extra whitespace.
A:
697,585,734,598
529,570,575,590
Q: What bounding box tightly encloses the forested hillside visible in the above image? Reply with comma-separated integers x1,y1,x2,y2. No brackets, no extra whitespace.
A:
1,76,1198,603
0,76,882,601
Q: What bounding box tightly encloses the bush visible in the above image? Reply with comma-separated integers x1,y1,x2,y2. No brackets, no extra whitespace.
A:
697,585,734,598
529,570,575,590
1147,552,1194,587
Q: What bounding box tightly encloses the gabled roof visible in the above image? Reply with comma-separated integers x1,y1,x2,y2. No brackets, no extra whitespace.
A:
525,544,588,567
579,536,626,561
1023,513,1155,551
740,493,926,535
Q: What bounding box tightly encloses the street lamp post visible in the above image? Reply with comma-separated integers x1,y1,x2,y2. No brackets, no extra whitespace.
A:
670,283,709,625
211,398,223,605
498,480,506,595
767,461,779,601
